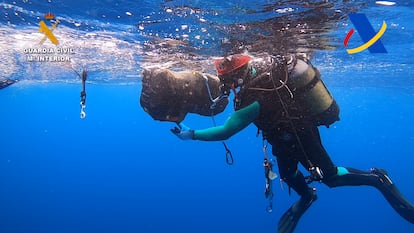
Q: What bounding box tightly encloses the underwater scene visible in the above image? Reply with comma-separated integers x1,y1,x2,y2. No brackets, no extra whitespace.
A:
1,1,414,233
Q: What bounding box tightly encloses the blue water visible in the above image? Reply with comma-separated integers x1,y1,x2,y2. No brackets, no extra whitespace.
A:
1,1,414,233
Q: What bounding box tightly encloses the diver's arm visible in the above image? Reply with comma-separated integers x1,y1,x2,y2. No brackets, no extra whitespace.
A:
193,101,260,141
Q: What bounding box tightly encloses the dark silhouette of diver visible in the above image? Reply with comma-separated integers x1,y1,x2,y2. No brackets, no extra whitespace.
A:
171,54,414,233
0,79,17,89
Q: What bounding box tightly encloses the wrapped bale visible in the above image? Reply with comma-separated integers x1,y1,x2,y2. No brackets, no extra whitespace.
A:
140,69,228,123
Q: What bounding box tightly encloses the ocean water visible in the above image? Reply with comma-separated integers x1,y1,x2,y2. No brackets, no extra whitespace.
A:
1,1,414,233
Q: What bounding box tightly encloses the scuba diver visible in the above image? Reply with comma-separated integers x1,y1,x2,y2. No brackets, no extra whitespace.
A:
171,54,414,233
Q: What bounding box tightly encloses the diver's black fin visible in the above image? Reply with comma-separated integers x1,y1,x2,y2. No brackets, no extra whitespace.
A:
372,168,414,224
278,188,317,233
0,79,18,90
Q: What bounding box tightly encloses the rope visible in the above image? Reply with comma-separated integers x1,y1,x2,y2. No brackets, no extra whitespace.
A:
268,56,318,174
201,73,234,165
72,68,87,119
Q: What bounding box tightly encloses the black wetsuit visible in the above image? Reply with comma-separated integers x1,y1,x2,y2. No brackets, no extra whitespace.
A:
234,55,414,227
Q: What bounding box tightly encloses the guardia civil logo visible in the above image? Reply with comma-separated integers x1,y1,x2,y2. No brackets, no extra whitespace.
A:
39,12,60,45
23,12,74,63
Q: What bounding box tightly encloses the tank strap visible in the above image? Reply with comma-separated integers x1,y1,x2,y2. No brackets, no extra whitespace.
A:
293,65,321,94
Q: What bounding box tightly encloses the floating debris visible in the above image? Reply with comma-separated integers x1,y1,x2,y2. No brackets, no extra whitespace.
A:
375,1,396,6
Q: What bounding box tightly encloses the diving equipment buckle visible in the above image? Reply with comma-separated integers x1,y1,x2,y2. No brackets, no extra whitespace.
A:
263,141,277,213
306,166,324,184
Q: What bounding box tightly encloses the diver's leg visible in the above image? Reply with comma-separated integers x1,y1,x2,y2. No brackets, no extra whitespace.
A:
297,126,337,177
270,126,320,233
324,167,414,223
301,127,414,223
277,157,314,197
271,126,318,197
275,157,317,233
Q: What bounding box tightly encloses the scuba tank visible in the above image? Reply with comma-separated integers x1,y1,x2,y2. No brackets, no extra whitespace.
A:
238,54,339,128
287,57,340,127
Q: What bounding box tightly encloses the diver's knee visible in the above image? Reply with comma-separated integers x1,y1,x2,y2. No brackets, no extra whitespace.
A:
322,176,339,188
321,166,346,188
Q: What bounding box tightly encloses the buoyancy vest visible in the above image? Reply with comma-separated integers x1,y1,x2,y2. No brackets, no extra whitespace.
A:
234,54,339,131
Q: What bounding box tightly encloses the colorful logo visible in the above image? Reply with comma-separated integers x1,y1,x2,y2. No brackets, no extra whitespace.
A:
39,12,60,45
343,13,387,54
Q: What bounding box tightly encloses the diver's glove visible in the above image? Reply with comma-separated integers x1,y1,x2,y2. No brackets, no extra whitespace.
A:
171,123,195,140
